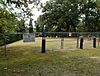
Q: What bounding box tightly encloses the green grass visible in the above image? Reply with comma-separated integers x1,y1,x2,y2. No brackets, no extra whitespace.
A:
0,38,100,76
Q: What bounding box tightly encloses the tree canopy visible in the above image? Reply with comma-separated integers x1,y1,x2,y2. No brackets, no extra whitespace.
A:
36,0,80,32
35,0,100,32
0,8,18,33
0,0,41,33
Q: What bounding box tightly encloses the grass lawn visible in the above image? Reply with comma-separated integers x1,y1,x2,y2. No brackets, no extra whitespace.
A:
0,37,100,76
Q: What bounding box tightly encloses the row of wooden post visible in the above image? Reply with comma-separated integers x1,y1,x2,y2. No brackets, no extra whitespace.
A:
80,37,96,49
42,37,97,53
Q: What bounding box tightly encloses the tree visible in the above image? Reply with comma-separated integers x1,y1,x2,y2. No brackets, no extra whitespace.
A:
34,15,46,32
29,18,33,33
16,19,26,33
0,8,18,33
96,0,100,31
80,0,100,32
0,0,41,33
36,0,80,32
35,0,100,32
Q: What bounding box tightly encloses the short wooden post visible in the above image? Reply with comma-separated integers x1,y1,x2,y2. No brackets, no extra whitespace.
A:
76,37,79,48
98,36,100,47
61,38,64,49
42,37,46,53
93,36,96,48
80,36,84,49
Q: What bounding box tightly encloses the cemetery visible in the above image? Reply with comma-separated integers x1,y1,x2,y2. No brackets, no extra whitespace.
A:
0,32,100,76
0,0,100,76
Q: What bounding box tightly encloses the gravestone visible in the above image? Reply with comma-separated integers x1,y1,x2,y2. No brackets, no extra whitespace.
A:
23,33,35,42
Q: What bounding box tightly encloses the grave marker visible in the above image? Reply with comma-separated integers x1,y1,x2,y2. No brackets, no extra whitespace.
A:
23,33,35,42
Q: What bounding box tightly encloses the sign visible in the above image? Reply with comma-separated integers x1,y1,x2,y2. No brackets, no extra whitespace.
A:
23,33,35,42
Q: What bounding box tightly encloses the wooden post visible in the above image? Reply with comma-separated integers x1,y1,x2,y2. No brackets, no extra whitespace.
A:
41,25,46,53
42,37,46,53
61,38,64,49
76,37,79,48
80,36,84,49
98,36,100,47
93,37,96,48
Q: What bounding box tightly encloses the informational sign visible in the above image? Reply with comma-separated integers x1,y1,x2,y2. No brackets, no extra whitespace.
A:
23,33,35,42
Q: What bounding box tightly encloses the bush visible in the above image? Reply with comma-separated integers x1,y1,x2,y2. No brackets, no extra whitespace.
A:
0,34,22,46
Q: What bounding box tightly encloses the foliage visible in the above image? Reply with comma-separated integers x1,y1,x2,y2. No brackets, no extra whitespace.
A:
80,0,100,32
0,7,27,33
34,16,44,32
0,0,40,7
35,0,100,32
0,33,23,46
15,19,26,33
35,0,80,32
29,18,33,33
0,0,41,33
0,8,18,33
76,21,84,32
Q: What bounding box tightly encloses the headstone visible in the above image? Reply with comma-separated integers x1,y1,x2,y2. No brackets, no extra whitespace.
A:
56,36,58,38
23,33,35,42
69,32,72,37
